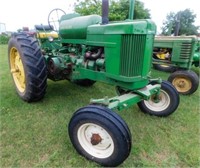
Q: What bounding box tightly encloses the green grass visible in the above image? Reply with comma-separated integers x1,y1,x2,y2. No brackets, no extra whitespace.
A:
0,44,200,167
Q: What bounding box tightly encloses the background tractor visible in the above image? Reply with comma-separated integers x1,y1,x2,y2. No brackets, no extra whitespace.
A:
152,36,199,95
8,0,179,166
193,38,200,67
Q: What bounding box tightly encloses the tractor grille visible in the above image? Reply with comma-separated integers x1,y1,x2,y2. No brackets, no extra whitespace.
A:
180,42,192,60
120,34,146,77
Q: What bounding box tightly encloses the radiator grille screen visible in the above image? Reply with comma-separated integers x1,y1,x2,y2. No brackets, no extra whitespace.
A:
120,34,146,77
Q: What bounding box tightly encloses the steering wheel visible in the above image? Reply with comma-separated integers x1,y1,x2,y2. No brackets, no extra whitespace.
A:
48,8,66,32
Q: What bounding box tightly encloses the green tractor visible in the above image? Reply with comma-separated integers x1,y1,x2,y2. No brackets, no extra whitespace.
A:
193,37,200,67
153,36,199,95
8,0,179,166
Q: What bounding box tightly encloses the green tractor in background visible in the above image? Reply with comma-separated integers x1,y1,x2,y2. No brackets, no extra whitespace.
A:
153,36,199,95
8,0,179,166
193,38,200,67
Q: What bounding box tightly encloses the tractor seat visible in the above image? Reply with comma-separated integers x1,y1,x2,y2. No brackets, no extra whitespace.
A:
35,25,54,31
35,25,58,39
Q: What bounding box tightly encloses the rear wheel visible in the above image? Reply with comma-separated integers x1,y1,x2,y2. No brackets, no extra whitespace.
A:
138,81,179,117
168,70,199,95
8,33,47,102
68,105,131,167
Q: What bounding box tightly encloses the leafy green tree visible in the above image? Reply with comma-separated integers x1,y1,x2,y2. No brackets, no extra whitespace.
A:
74,0,150,21
161,9,199,35
0,34,10,44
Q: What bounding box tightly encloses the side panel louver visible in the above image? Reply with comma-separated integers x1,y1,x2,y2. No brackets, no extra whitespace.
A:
180,42,192,60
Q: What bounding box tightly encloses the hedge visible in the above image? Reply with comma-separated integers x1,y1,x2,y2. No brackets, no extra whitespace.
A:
0,34,10,44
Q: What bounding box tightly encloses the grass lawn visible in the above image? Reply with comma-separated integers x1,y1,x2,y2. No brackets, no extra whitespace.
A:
0,44,199,167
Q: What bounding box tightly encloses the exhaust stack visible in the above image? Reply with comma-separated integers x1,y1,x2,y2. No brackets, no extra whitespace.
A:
128,0,135,20
102,0,109,24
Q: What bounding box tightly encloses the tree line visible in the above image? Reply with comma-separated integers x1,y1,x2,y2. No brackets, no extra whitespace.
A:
74,0,199,36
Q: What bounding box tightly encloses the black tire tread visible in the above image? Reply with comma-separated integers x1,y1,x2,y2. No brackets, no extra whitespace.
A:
68,105,132,167
8,33,47,102
74,104,132,149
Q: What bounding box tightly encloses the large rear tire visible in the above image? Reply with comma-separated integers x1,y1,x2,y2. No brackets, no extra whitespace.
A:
137,81,179,117
8,33,47,102
168,70,199,95
68,105,132,167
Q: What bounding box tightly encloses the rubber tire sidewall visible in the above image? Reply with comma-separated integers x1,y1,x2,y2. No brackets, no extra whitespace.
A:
68,105,131,167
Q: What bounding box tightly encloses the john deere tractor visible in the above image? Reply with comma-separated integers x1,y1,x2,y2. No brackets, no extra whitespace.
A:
153,36,199,95
8,0,179,166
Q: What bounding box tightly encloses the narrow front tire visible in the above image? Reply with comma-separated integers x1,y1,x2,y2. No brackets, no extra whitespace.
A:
68,105,132,167
138,81,179,117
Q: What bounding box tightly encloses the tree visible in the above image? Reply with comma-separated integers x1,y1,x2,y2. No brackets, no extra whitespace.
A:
74,0,151,21
161,9,199,36
0,34,10,44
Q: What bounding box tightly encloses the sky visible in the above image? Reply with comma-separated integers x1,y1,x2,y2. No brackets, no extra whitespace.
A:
0,0,199,34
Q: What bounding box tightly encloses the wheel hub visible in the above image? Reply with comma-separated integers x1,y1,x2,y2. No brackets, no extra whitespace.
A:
151,94,161,103
77,123,114,158
144,90,170,112
177,80,186,88
172,77,192,92
90,133,102,145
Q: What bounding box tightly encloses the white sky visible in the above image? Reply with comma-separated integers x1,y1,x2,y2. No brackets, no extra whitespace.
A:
0,0,199,34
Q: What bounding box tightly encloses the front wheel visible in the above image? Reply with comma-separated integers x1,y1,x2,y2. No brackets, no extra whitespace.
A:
137,81,179,117
68,105,132,167
168,70,199,95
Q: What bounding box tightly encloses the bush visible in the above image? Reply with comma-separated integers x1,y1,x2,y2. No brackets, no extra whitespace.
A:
0,34,10,44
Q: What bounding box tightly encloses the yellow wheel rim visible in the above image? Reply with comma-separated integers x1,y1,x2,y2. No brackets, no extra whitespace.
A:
9,47,26,93
172,76,192,93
